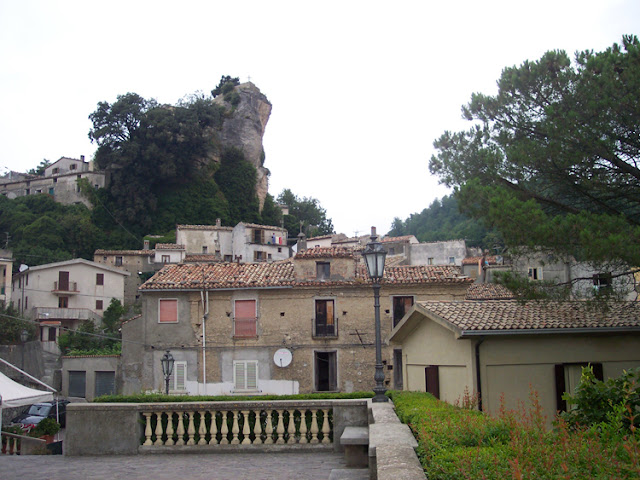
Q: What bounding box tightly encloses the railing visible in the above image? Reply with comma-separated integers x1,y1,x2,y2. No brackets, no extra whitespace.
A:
1,433,47,455
139,402,333,447
53,281,79,293
33,307,101,321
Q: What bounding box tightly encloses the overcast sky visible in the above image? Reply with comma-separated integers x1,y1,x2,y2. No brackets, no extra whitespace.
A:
1,1,638,236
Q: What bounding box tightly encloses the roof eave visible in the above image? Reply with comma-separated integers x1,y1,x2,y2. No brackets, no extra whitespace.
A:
459,326,640,337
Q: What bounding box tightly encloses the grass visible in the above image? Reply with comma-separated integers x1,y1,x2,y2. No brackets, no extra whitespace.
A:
389,390,640,480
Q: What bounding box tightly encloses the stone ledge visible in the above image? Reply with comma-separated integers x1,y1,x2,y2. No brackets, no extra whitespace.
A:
340,426,369,445
376,443,425,480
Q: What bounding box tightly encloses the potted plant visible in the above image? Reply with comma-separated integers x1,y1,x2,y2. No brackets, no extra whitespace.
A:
30,418,60,444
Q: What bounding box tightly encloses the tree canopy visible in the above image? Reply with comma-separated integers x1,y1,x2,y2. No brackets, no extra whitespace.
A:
277,189,335,239
429,35,640,294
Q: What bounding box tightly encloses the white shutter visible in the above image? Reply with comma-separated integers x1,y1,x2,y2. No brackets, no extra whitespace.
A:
172,361,187,391
233,360,258,391
246,361,258,390
234,362,246,390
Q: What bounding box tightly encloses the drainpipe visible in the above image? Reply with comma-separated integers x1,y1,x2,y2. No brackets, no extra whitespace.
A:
475,337,485,411
200,289,208,395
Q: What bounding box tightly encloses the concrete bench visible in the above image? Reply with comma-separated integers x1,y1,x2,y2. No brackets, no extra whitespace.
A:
340,426,369,468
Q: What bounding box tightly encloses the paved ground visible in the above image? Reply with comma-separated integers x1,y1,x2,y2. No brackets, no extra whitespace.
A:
0,451,353,480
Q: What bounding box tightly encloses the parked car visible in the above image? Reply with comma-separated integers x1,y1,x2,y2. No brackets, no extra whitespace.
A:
11,399,70,429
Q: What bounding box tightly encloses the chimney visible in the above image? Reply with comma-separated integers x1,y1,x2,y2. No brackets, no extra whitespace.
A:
143,239,150,250
80,155,85,162
297,232,307,253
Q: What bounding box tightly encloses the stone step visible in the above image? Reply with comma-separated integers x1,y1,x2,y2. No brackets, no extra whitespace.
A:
328,469,369,480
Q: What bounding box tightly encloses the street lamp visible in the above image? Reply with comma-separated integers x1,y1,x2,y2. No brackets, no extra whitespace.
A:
362,226,388,403
161,350,174,395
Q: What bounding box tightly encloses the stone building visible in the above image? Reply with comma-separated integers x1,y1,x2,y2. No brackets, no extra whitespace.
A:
120,246,472,396
0,156,106,207
0,249,12,307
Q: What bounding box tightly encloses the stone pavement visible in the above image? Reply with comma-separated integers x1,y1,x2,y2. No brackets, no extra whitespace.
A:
0,451,357,480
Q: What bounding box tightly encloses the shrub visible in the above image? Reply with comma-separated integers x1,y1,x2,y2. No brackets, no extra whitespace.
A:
30,418,60,437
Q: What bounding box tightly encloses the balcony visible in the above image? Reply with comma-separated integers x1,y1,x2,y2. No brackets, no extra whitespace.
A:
34,307,101,322
52,281,79,294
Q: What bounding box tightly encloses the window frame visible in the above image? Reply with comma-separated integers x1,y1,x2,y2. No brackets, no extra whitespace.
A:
96,273,104,286
314,298,337,337
314,350,337,392
233,299,258,338
96,300,103,310
158,298,179,323
316,262,330,280
233,360,259,392
528,267,543,280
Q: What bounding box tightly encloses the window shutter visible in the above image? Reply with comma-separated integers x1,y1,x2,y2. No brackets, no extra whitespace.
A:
235,300,256,319
159,299,178,323
173,362,186,391
246,362,258,390
234,362,245,390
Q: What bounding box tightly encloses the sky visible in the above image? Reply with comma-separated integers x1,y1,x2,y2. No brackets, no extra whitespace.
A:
1,1,638,237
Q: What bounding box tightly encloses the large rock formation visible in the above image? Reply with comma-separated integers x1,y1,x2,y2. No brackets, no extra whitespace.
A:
213,82,272,210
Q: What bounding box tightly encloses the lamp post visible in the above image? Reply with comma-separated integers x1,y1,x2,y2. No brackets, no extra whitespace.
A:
20,329,29,369
161,350,174,395
362,227,388,403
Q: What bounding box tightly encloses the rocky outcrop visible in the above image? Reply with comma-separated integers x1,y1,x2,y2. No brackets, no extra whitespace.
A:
213,82,272,210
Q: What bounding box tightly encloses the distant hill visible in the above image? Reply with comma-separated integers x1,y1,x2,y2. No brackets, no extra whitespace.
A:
387,193,502,250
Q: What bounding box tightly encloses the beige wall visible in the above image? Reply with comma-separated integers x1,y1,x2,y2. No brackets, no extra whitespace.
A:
126,282,469,395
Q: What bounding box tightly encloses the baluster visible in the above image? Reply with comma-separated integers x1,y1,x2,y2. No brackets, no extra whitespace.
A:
198,410,208,445
176,411,186,445
231,411,240,444
241,410,252,444
309,409,319,444
165,411,175,445
264,409,274,444
187,411,196,445
220,411,229,444
253,410,264,444
10,437,17,454
287,409,297,443
275,409,285,444
142,412,153,445
154,411,165,445
208,411,219,445
299,409,308,444
321,408,331,444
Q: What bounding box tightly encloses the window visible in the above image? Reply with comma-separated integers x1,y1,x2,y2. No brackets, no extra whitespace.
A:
254,251,265,262
96,273,104,285
24,296,28,309
528,267,542,280
233,360,258,391
159,299,178,323
392,296,414,327
234,299,257,337
224,255,232,262
593,273,612,292
425,365,440,399
202,246,208,254
25,274,28,286
449,257,455,265
428,258,434,265
316,262,330,280
59,296,69,308
48,327,56,342
555,363,603,412
115,256,123,266
53,178,57,183
253,229,264,244
25,189,30,195
68,371,86,398
49,187,55,195
70,164,77,170
96,300,103,310
95,371,115,397
52,168,59,174
58,271,69,291
162,255,170,263
314,299,336,336
169,361,187,391
314,351,337,391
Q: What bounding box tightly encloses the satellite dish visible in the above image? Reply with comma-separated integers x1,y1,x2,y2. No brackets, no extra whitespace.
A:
19,264,29,272
274,348,292,367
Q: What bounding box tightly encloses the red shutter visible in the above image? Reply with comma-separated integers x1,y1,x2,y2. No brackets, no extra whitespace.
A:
235,300,256,319
159,299,178,323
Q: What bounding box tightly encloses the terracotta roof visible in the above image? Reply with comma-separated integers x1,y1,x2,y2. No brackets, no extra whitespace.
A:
95,249,153,256
417,300,640,333
296,247,355,259
462,256,498,266
155,243,185,250
465,283,514,300
184,254,219,263
177,224,233,231
141,259,472,291
240,222,288,232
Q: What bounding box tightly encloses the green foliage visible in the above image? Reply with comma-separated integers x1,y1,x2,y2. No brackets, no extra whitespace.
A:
561,366,640,432
211,75,240,97
57,305,122,356
429,36,640,295
277,189,334,239
94,391,374,403
214,148,260,224
0,304,37,344
30,417,60,437
387,194,502,249
259,193,283,227
390,390,640,479
27,159,51,175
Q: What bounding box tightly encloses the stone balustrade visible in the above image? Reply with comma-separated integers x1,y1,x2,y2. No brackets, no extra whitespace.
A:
1,432,47,455
140,404,333,447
